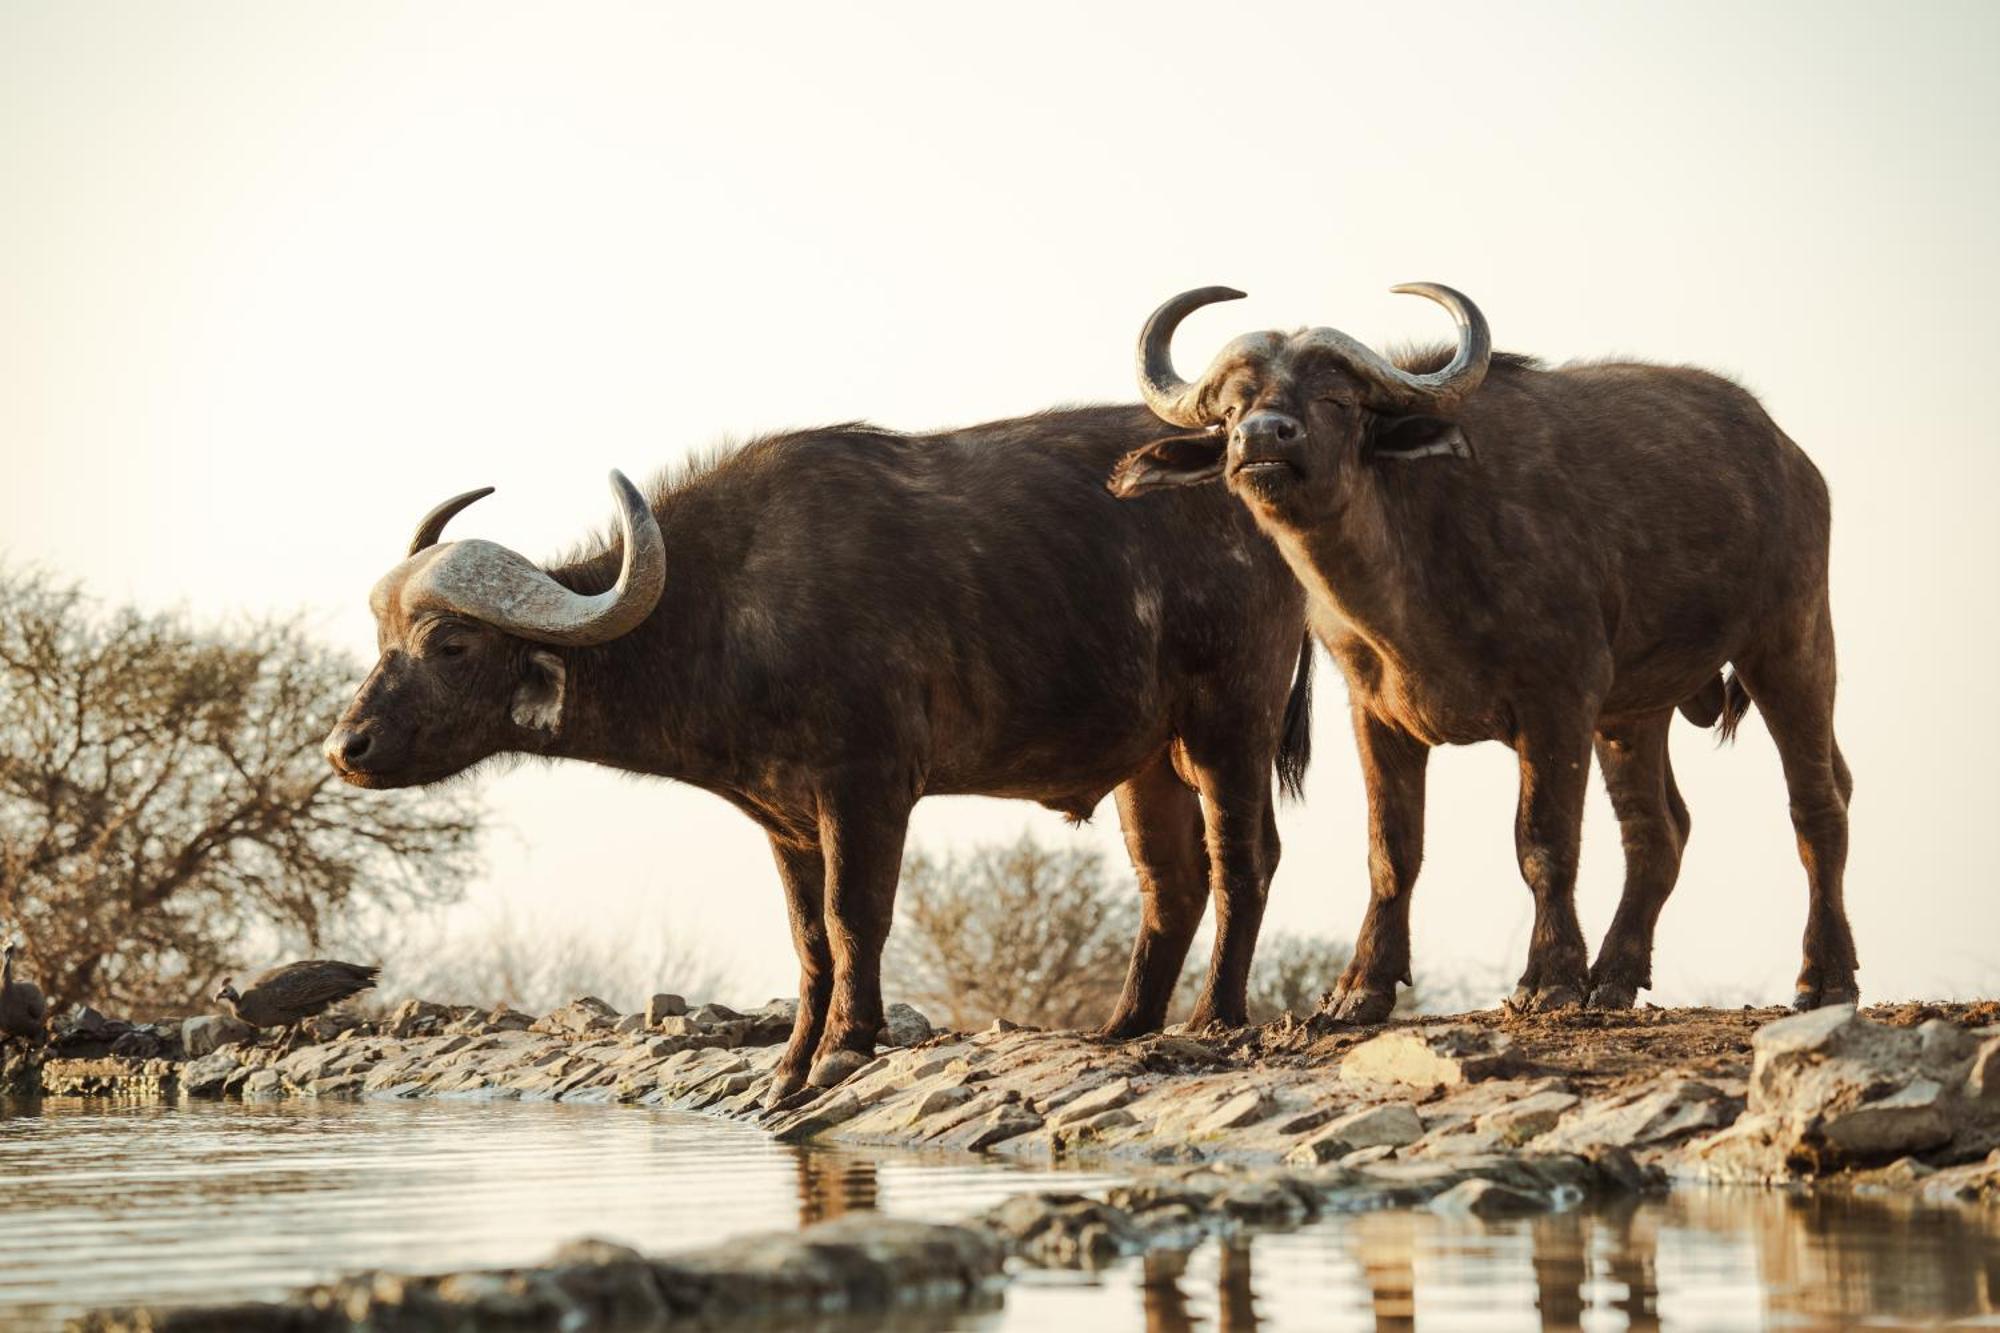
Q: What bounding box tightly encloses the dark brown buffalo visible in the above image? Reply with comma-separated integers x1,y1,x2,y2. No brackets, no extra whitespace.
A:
326,407,1311,1100
1112,284,1855,1018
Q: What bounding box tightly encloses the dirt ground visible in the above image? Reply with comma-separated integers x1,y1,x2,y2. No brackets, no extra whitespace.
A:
1219,1000,2000,1095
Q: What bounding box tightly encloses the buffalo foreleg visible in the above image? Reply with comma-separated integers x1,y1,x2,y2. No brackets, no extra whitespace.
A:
807,782,913,1088
1324,710,1429,1024
1587,709,1688,1009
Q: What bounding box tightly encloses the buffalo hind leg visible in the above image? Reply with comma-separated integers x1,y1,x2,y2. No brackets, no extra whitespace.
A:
807,781,914,1088
1506,711,1595,1014
1588,710,1688,1009
1101,750,1209,1039
764,834,831,1107
1326,710,1429,1024
1736,610,1858,1009
1182,746,1280,1030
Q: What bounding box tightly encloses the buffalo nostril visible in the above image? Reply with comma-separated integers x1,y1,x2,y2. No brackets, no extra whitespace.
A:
1275,418,1301,441
340,732,373,765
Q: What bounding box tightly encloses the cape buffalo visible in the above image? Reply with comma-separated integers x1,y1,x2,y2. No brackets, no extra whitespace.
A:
327,406,1311,1099
1111,284,1855,1018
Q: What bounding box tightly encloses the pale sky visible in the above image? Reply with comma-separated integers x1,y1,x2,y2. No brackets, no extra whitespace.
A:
5,1,1997,1008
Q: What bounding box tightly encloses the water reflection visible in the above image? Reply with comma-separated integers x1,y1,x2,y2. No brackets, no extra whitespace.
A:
2,1098,1996,1331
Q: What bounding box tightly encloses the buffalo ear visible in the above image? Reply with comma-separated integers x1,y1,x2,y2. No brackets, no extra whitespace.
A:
511,649,567,735
1369,414,1473,461
1109,429,1227,497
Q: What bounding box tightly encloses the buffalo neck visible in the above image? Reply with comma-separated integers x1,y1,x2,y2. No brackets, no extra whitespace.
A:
536,499,744,787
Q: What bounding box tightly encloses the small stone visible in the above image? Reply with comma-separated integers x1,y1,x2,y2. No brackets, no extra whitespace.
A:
962,1105,1044,1151
1341,1144,1397,1166
612,1014,646,1035
1429,1178,1548,1218
1340,1026,1513,1093
989,1018,1025,1033
1198,1089,1275,1134
1966,1036,2000,1104
242,1068,282,1095
1324,1102,1425,1149
690,1003,741,1025
181,1013,257,1057
807,1048,870,1089
878,1003,934,1049
645,994,688,1024
910,1085,977,1121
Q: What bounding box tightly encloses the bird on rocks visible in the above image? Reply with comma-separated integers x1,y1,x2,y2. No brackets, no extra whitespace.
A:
215,959,379,1049
1,939,48,1045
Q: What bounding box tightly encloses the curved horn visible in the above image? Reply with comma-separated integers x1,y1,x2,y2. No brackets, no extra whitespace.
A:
1300,283,1492,414
399,471,667,647
409,487,496,555
1136,286,1247,427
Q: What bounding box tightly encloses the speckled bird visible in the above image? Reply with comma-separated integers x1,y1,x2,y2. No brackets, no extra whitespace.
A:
215,960,379,1043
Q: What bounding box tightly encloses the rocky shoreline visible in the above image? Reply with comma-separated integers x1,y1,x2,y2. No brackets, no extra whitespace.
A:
7,995,1997,1331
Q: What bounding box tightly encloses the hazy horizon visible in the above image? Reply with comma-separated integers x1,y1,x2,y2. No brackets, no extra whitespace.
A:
5,1,1998,1009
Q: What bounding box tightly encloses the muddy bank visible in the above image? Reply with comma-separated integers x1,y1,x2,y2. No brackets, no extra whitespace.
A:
14,996,1999,1206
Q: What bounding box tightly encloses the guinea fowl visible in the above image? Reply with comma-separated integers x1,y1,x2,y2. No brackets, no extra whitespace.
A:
215,960,379,1047
1,940,48,1045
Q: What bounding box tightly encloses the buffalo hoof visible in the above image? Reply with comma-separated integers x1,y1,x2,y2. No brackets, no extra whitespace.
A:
1095,1015,1161,1043
763,1068,808,1109
1793,982,1860,1011
806,1048,870,1090
1325,987,1397,1025
1504,983,1583,1016
1585,982,1638,1011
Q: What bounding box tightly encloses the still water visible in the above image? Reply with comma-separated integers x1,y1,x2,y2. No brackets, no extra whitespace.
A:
0,1098,1994,1331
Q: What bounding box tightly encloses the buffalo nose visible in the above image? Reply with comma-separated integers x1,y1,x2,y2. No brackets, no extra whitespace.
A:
325,727,372,770
1233,411,1304,449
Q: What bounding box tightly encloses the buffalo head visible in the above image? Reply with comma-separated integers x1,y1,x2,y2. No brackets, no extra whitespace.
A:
1110,284,1492,522
323,472,665,788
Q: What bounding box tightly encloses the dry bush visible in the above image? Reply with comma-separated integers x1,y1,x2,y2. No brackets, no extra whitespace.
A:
368,903,738,1016
886,831,1368,1031
0,567,481,1015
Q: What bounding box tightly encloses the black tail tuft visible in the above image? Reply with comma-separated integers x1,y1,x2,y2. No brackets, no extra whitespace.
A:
1717,670,1753,743
1276,634,1315,801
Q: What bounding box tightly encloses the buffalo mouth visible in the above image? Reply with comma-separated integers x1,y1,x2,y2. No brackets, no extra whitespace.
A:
1230,457,1302,493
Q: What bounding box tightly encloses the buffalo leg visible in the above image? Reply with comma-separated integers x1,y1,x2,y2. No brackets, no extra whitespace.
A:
764,834,830,1106
1507,713,1594,1013
1587,710,1688,1009
1736,607,1858,1008
1183,751,1279,1030
1101,749,1210,1039
1326,709,1429,1023
807,788,913,1087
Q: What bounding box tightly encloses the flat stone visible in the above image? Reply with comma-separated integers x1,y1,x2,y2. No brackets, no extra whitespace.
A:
1324,1102,1425,1149
690,1003,742,1025
1821,1078,1954,1157
1050,1078,1135,1128
1428,1178,1548,1218
179,1052,238,1097
954,1105,1044,1152
645,994,688,1023
1341,1026,1513,1093
1480,1090,1580,1145
1536,1080,1737,1152
1198,1089,1275,1135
